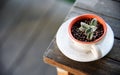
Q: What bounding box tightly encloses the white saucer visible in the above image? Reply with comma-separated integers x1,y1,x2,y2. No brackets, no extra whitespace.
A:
56,17,114,62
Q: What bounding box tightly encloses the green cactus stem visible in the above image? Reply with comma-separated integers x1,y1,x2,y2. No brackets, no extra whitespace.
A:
79,18,98,40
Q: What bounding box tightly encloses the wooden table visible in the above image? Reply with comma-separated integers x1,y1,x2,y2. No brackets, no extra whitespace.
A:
43,0,120,75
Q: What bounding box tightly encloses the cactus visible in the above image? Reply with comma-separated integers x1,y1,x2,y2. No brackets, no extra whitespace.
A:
79,18,97,40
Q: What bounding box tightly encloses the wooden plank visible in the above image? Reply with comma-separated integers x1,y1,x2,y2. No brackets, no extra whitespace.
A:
107,37,120,61
43,0,120,75
44,58,87,75
57,68,69,75
57,68,75,75
65,7,120,61
57,68,74,75
44,38,120,75
66,7,120,38
75,0,120,20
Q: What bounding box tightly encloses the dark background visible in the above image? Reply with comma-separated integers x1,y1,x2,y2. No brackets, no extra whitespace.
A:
0,0,74,75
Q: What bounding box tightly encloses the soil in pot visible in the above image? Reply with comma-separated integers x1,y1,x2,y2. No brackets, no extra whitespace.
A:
71,18,104,42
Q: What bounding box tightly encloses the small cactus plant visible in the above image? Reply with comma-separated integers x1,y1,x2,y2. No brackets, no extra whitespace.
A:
79,18,98,40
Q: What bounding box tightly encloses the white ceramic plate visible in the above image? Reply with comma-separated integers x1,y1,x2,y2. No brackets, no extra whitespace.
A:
56,17,114,62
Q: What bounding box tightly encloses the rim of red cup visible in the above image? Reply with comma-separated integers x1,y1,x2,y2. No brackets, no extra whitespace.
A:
68,14,107,44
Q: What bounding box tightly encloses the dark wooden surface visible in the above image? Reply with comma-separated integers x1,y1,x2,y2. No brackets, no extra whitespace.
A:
44,0,120,75
0,0,73,75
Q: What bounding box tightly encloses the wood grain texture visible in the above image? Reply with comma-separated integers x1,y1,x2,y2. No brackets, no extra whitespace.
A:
57,68,74,75
65,8,120,61
57,68,69,75
66,6,120,38
75,0,120,20
44,38,120,75
44,0,120,75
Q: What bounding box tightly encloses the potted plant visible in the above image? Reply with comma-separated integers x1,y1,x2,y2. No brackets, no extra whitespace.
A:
68,14,107,58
